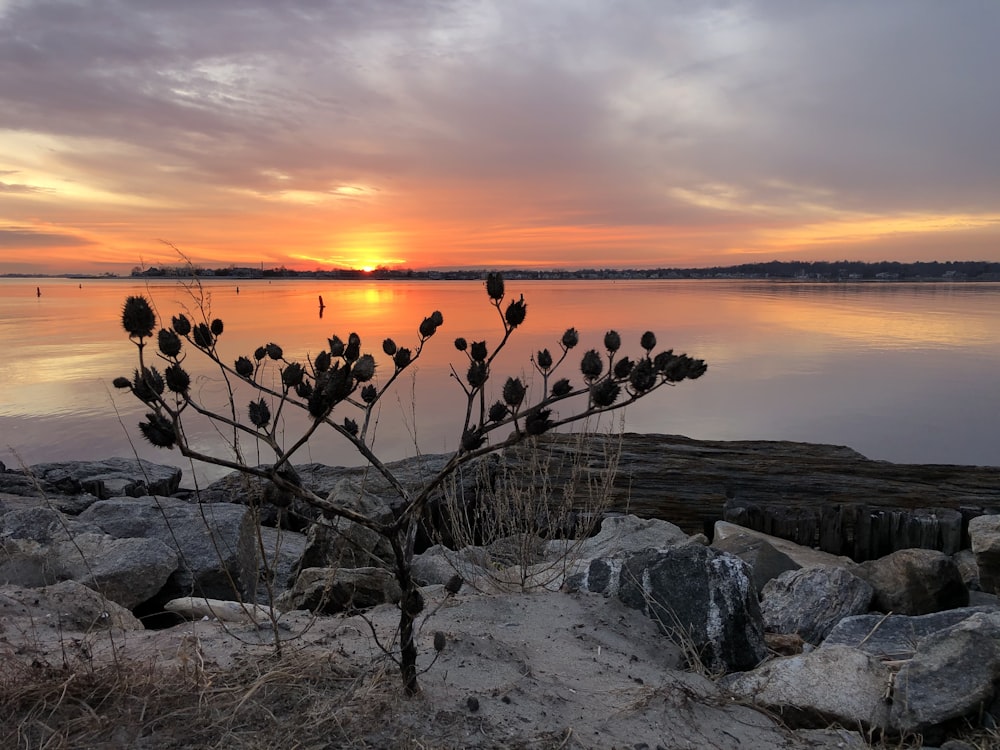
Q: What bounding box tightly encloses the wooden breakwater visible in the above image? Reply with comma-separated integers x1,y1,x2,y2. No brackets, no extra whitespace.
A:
497,433,1000,561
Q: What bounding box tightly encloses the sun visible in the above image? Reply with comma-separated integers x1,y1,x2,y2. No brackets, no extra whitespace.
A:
360,265,375,273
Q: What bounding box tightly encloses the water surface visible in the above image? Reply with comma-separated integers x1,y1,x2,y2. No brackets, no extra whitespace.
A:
2,278,997,484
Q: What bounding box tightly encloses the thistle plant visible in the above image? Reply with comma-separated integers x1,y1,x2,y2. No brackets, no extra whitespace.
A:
114,272,706,694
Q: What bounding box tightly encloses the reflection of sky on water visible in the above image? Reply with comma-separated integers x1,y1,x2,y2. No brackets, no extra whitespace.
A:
2,278,998,481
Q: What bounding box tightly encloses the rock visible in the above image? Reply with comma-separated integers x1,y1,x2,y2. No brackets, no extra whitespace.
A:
27,458,182,500
295,516,394,572
251,526,307,602
545,514,690,562
0,580,143,632
853,548,968,615
711,531,801,592
793,727,869,749
411,544,491,586
713,521,853,569
276,566,401,613
721,644,892,731
890,611,1000,734
969,515,1000,595
761,567,873,644
79,496,257,602
615,545,768,674
953,548,980,590
1,507,178,608
822,606,1000,660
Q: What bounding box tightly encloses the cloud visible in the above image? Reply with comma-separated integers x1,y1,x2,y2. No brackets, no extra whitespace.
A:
0,226,92,249
0,0,998,271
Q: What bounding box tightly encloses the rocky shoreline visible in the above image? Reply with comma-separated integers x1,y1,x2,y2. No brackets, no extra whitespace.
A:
4,437,1000,748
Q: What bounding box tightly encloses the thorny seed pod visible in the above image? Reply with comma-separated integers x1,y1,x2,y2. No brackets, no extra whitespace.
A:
434,631,446,652
248,399,271,429
139,412,175,448
171,314,191,336
352,354,376,382
132,367,164,403
361,384,377,404
419,316,438,338
345,333,361,363
265,343,283,361
281,362,305,388
328,335,345,357
652,350,674,372
486,272,505,301
112,376,131,389
628,358,656,393
613,357,634,380
466,361,488,388
210,318,224,336
343,417,359,436
536,349,553,370
193,323,213,349
525,408,554,435
454,337,468,352
561,328,579,349
382,338,397,356
157,329,182,358
591,379,620,408
314,350,331,373
235,356,254,377
551,378,572,398
430,310,444,327
444,575,463,595
604,330,621,353
641,331,657,352
470,341,488,362
122,296,156,339
295,381,313,399
254,346,267,361
502,377,526,408
505,296,526,328
488,401,507,423
165,364,190,393
580,350,603,382
461,428,485,452
393,347,412,369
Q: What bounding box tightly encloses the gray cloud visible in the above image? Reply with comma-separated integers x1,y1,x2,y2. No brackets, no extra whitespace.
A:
0,227,91,248
1,0,998,267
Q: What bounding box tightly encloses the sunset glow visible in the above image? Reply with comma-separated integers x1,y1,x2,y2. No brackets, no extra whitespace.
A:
2,2,999,275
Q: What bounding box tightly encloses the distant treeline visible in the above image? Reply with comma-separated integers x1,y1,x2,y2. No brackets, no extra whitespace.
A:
125,259,1000,282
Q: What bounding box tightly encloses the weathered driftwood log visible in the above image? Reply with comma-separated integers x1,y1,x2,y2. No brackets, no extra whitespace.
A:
496,433,1000,561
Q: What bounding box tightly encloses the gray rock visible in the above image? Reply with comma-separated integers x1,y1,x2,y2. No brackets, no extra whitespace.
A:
27,458,182,500
853,547,968,615
822,606,1000,660
891,611,1000,734
276,566,401,613
970,515,1000,595
953,548,980,590
250,526,307,603
721,644,892,731
80,496,257,602
295,516,394,572
712,521,853,569
51,533,178,609
616,545,768,674
761,567,873,644
411,544,491,586
712,531,801,592
545,514,690,562
0,580,143,631
1,506,102,542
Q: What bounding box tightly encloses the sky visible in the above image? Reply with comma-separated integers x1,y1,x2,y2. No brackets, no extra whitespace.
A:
1,0,999,275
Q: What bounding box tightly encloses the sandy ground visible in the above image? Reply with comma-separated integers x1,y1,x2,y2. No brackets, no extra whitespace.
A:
2,583,869,749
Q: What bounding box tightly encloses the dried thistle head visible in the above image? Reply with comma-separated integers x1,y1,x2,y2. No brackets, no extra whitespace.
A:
122,296,156,339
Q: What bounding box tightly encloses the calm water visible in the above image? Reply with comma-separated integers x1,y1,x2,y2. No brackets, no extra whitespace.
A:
1,278,998,485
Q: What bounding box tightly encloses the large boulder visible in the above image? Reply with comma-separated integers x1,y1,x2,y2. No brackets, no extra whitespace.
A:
711,531,801,593
612,545,768,674
27,458,182,500
890,611,1000,735
761,567,873,644
822,606,1000,660
721,645,892,731
276,566,401,613
0,580,143,633
853,547,968,615
1,506,178,608
545,514,690,562
969,515,1000,595
79,496,257,602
